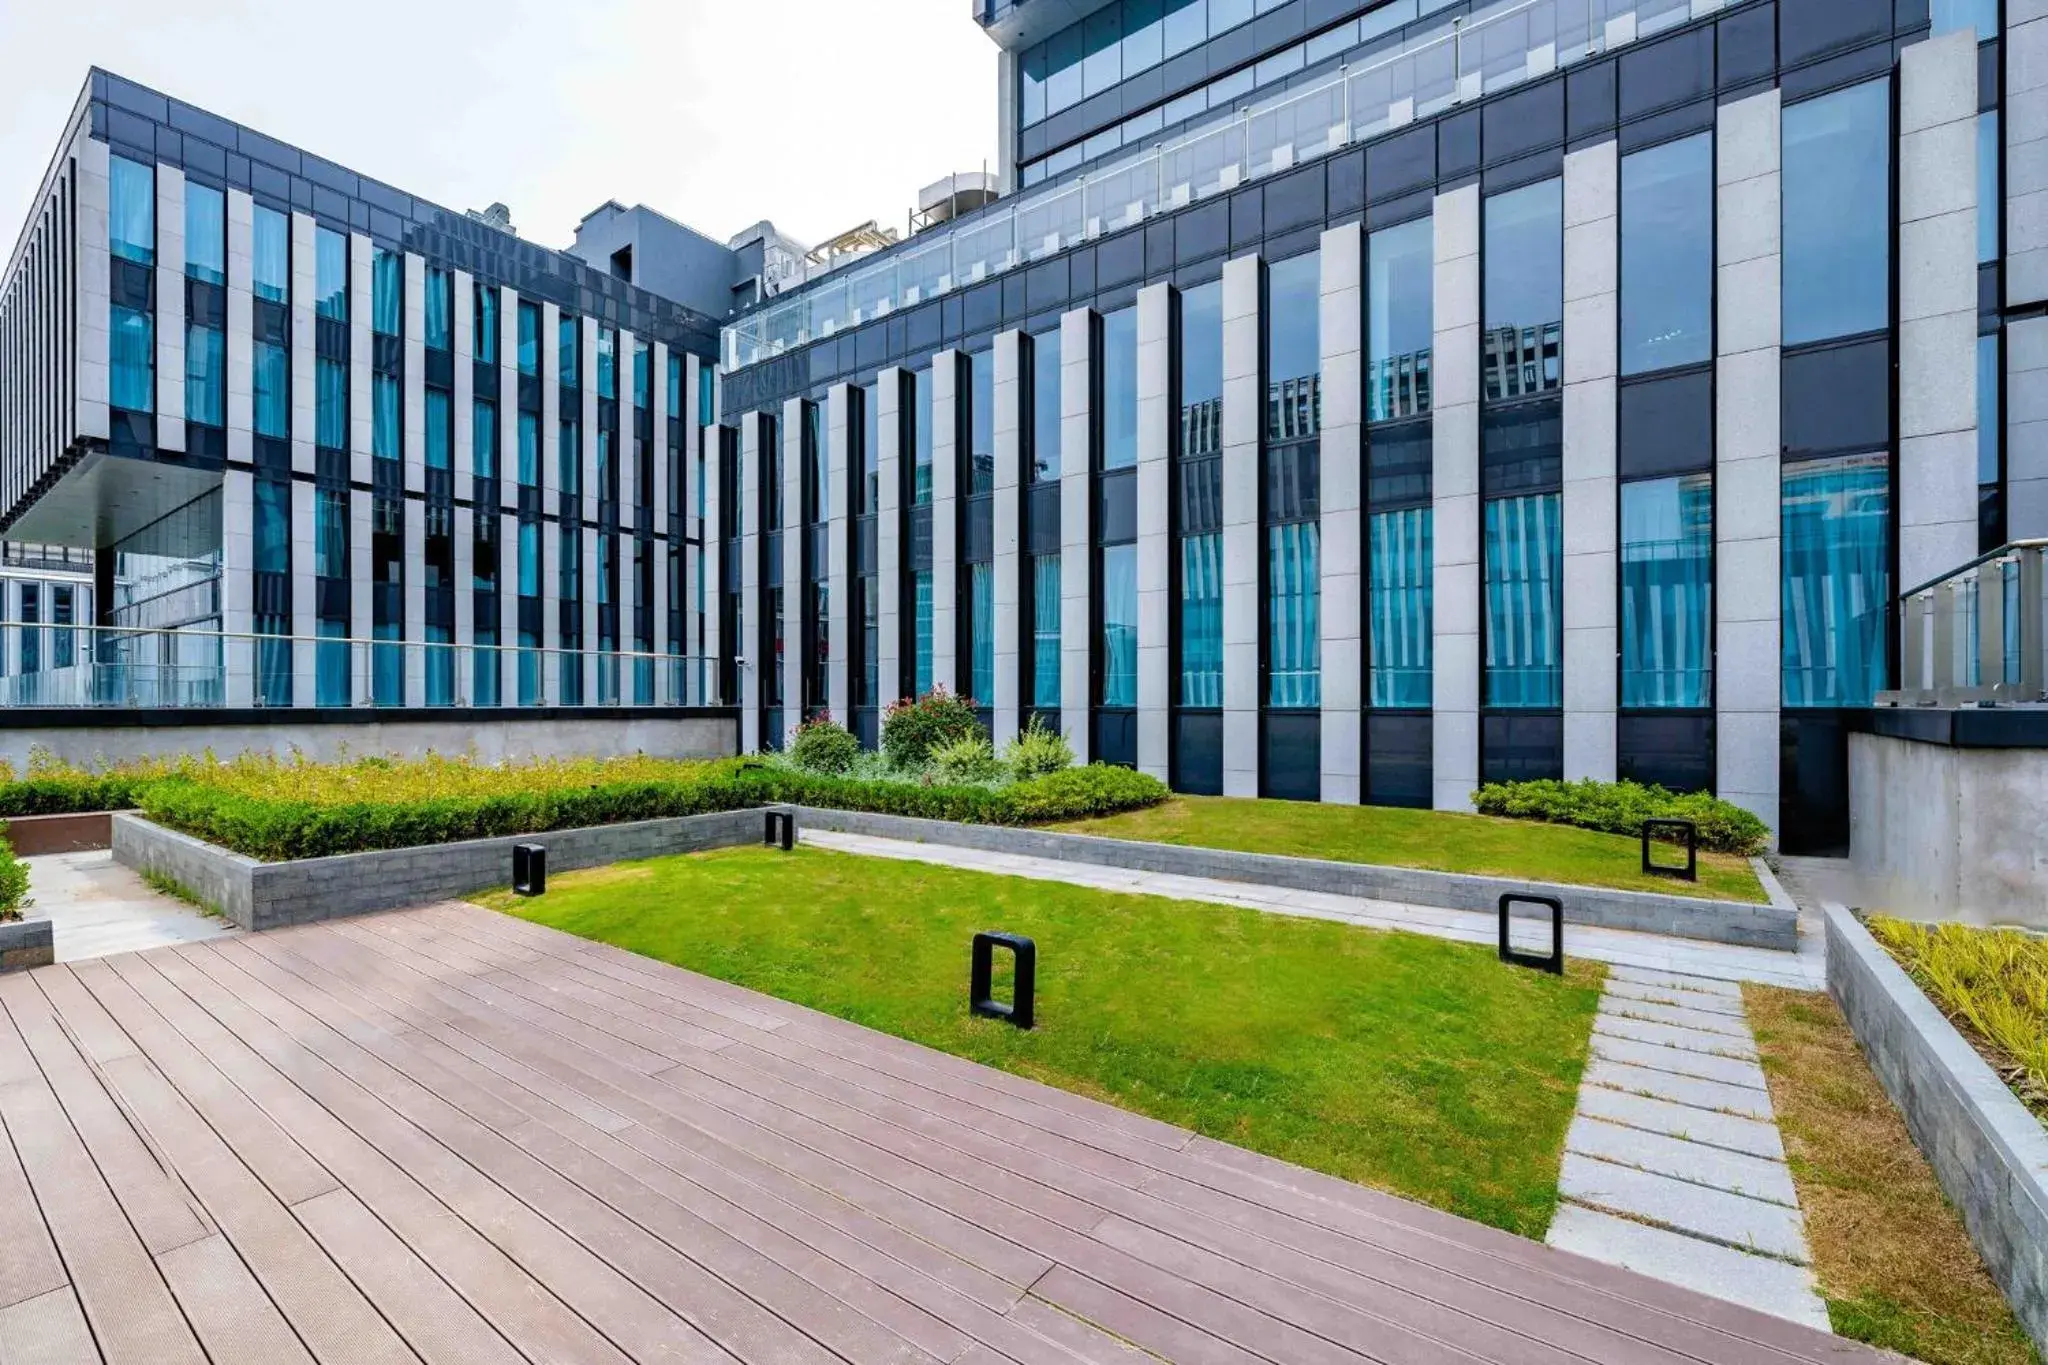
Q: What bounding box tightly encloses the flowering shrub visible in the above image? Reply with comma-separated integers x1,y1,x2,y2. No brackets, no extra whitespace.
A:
881,688,983,769
788,718,860,775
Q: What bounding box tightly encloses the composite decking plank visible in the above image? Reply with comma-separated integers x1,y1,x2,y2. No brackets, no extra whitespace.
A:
142,945,733,1365
0,1286,100,1365
92,951,638,1365
180,941,850,1365
0,996,204,1365
153,1234,318,1365
0,1093,68,1313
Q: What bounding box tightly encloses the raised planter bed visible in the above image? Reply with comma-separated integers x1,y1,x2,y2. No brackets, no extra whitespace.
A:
112,808,768,931
1825,903,2048,1354
0,918,54,973
791,806,1800,950
0,810,119,856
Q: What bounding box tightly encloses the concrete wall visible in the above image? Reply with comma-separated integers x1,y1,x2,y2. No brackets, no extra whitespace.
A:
0,713,735,773
1826,905,2048,1355
1848,732,2048,928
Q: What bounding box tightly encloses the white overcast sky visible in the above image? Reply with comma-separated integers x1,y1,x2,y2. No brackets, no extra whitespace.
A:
2,0,998,256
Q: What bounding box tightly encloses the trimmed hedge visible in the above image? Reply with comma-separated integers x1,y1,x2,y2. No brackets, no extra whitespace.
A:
0,832,27,921
1472,778,1770,856
138,759,1170,862
0,771,156,818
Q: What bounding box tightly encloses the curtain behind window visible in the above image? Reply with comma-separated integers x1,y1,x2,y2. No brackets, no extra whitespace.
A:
1266,523,1320,707
1032,553,1061,709
1180,534,1222,706
1101,543,1138,707
1782,456,1889,706
1483,492,1562,707
1369,507,1432,707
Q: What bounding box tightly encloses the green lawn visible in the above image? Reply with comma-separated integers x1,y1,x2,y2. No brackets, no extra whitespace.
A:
1050,796,1768,903
483,845,1603,1238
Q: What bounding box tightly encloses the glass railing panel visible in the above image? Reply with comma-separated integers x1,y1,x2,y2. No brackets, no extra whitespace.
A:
1015,180,1087,260
952,208,1019,284
1247,76,1349,174
1468,0,1562,97
1159,120,1246,209
847,258,900,323
1083,155,1159,237
810,278,853,339
896,238,952,304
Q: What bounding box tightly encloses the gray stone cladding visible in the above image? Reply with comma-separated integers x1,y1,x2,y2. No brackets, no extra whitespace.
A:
113,808,767,932
790,807,1798,950
1824,904,2048,1355
0,918,54,973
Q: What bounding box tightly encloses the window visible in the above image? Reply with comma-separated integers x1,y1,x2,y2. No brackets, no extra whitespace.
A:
1084,5,1123,97
970,561,995,702
1181,534,1222,705
1368,217,1433,421
912,368,933,505
426,390,451,470
315,488,347,578
1267,523,1320,707
474,284,499,363
372,375,400,460
1978,333,2000,486
1931,0,1999,40
474,399,498,480
317,356,346,449
596,327,617,400
807,401,828,522
518,521,540,596
560,316,580,386
253,206,289,304
315,227,347,321
969,349,995,493
560,419,581,494
1979,112,2000,264
186,322,225,427
667,353,682,420
1621,132,1712,375
185,183,225,285
517,301,541,375
1782,454,1889,706
254,478,291,574
1620,475,1712,707
1100,307,1138,469
1483,492,1562,707
1181,281,1222,452
111,306,152,412
253,341,288,438
372,248,401,337
1267,254,1321,442
1783,80,1890,346
424,268,452,350
699,364,716,427
1484,178,1563,399
1033,553,1062,708
1101,543,1137,706
1031,328,1062,481
914,569,934,694
518,411,540,487
1369,508,1432,707
860,382,879,514
633,341,651,409
110,155,153,266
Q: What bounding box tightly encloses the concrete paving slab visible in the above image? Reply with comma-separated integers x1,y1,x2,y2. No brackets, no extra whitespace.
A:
1558,1153,1810,1262
23,851,239,963
1590,1035,1772,1090
1599,995,1754,1038
1609,965,1743,998
1547,1205,1831,1332
1604,977,1749,1017
1595,1013,1759,1060
1566,1116,1799,1207
1574,1084,1787,1160
1583,1058,1776,1120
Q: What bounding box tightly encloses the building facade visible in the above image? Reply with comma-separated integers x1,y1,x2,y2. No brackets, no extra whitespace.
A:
720,0,2042,851
0,71,728,713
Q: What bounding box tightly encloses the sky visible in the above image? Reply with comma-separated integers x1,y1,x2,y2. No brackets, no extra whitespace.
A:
1,0,999,256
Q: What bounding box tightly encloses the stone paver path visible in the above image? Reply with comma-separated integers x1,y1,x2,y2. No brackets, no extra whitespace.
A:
22,850,239,962
1546,964,1832,1332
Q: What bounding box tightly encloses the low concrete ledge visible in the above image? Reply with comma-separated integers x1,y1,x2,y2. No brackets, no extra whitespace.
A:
113,808,767,932
0,918,54,973
789,807,1798,951
1825,904,2048,1353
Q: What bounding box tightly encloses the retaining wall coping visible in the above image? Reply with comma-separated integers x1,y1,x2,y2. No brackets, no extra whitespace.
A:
1824,902,2048,1352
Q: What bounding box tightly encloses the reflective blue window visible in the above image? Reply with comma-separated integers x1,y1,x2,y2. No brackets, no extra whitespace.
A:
1932,0,1999,40
666,353,682,419
517,301,540,376
633,341,651,410
253,340,288,439
518,411,540,487
1101,542,1138,706
1368,217,1433,422
372,375,399,460
1123,0,1164,77
861,381,879,513
1484,178,1563,399
185,322,225,427
254,479,291,578
970,561,995,702
252,206,289,304
1181,281,1222,449
597,327,617,400
109,156,153,266
475,285,499,364
1369,508,1432,707
1084,6,1123,97
807,402,828,522
426,390,451,470
1621,132,1713,375
1165,0,1207,56
1978,333,2000,486
559,317,580,386
371,249,401,337
1783,80,1890,346
314,227,347,321
185,183,225,286
1980,113,2000,264
1483,492,1562,707
1101,307,1139,469
1034,553,1062,708
913,368,933,505
560,419,580,495
424,268,452,350
317,620,350,707
1782,454,1890,706
1267,523,1320,707
1180,533,1222,706
699,364,716,428
110,306,152,412
316,356,345,449
1031,328,1062,481
969,350,995,493
1267,254,1321,439
1620,475,1713,707
518,522,540,596
314,488,347,578
914,569,934,695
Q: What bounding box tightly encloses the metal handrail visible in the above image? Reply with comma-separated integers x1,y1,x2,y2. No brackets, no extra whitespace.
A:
1897,538,2048,603
1885,541,2047,708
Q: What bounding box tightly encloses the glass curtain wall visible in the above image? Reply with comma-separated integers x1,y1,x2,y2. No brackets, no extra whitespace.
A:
1098,307,1140,738
1178,282,1223,709
109,156,153,415
185,184,226,430
966,350,996,704
1028,328,1062,719
1265,253,1321,711
912,368,933,696
1366,216,1434,713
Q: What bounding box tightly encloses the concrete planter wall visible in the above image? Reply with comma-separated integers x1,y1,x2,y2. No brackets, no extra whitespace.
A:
1825,904,2048,1353
0,810,118,856
112,808,767,931
792,807,1798,950
0,918,54,973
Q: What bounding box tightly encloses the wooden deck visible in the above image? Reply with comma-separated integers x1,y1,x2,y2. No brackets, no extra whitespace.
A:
0,901,1885,1364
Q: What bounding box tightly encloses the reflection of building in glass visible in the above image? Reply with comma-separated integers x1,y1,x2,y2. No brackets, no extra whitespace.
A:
1482,322,1562,401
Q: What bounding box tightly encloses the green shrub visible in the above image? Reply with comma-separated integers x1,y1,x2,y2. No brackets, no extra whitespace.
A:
1001,764,1170,823
0,831,30,922
881,688,983,768
1471,778,1770,856
1003,716,1074,781
788,718,859,775
931,732,1004,784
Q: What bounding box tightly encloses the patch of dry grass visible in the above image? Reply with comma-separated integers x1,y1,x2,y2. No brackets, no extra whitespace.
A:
1745,985,2040,1365
1867,917,2048,1121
